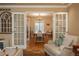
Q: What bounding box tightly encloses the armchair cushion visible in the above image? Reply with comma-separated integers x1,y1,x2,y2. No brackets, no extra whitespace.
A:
44,44,62,55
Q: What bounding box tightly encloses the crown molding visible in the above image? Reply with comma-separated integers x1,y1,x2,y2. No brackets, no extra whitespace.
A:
0,4,72,8
66,3,72,8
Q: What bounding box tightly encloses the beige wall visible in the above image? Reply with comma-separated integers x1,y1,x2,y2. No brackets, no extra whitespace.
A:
68,4,79,36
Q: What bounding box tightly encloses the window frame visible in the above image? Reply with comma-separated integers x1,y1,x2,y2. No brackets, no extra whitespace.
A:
0,11,12,34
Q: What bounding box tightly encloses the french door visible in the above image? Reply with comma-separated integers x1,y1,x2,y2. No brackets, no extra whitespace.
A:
12,12,26,49
53,12,68,41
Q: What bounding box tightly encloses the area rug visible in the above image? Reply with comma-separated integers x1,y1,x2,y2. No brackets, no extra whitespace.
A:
23,49,45,56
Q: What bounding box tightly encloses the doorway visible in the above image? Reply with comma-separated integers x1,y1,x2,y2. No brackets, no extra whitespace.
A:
26,12,53,51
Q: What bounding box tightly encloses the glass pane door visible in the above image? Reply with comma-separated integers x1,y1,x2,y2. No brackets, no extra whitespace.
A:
53,12,68,41
12,12,26,48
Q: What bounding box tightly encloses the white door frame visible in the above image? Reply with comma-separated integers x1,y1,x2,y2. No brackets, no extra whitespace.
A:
25,11,68,42
25,11,54,41
12,12,27,49
53,12,68,42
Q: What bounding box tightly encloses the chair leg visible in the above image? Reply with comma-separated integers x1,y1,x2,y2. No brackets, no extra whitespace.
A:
44,52,49,56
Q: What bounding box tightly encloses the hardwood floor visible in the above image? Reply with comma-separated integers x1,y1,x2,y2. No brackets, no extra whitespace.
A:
23,43,45,56
23,35,52,56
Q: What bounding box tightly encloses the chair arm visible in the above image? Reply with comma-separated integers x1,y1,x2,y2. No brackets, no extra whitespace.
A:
64,46,73,49
60,46,72,50
14,49,23,56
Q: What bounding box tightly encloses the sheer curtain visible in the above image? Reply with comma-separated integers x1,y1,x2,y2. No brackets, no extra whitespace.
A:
35,21,44,33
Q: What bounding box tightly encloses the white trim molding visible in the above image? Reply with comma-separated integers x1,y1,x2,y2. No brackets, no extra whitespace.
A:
0,4,72,8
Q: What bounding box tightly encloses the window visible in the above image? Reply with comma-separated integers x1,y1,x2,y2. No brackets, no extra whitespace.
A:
35,20,44,33
0,11,12,33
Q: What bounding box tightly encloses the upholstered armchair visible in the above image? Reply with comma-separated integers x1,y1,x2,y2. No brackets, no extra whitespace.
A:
0,47,23,56
44,34,79,56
